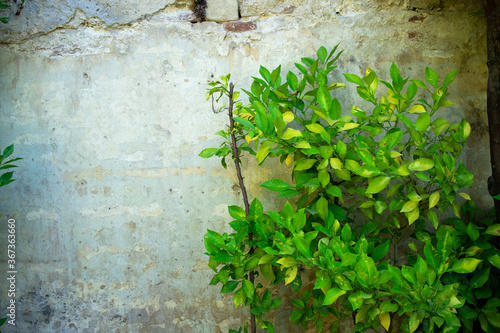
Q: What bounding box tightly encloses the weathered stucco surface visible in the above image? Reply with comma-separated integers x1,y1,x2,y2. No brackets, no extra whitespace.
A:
0,0,488,332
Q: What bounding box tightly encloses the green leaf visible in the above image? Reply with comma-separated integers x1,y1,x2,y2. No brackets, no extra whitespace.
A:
416,112,430,132
489,254,500,269
428,209,438,229
294,159,316,171
221,281,239,293
260,66,271,83
261,179,290,192
326,185,342,198
486,312,500,328
228,206,246,219
317,85,332,112
390,63,402,89
380,130,403,150
323,287,346,306
366,176,391,194
287,71,299,91
371,241,390,262
470,267,490,289
2,144,14,159
409,312,421,333
343,73,365,86
234,288,246,308
443,70,459,86
316,196,329,221
294,234,312,258
356,254,379,287
349,291,364,311
451,258,482,273
289,309,303,322
199,148,219,158
214,252,232,263
424,242,440,271
233,116,255,129
250,198,263,218
341,223,352,242
425,67,439,87
242,279,255,298
270,297,282,309
317,46,328,62
467,222,480,241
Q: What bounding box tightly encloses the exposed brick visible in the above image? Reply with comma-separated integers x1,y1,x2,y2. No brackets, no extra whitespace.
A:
224,21,257,33
408,15,426,23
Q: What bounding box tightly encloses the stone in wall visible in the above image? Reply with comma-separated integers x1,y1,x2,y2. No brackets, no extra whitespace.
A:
205,0,239,21
409,0,441,10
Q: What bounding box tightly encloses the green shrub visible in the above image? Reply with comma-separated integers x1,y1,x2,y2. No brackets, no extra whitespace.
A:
201,46,499,333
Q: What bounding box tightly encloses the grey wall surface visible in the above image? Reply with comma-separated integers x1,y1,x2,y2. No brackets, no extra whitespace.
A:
0,0,489,332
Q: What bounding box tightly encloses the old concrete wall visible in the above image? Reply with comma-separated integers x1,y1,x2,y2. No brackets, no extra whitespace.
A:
0,0,488,332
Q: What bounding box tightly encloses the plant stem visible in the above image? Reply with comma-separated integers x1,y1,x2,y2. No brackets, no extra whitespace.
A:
227,83,256,333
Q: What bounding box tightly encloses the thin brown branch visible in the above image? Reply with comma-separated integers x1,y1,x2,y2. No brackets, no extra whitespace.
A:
227,83,257,333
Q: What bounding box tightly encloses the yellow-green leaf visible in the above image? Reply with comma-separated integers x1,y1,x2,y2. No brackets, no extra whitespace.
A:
366,176,391,194
282,128,303,140
451,201,461,218
486,224,500,236
306,123,325,133
322,287,346,306
451,258,482,273
429,192,440,209
256,145,271,164
294,141,311,149
401,201,419,213
330,157,342,170
459,192,471,200
339,122,360,131
277,256,298,268
393,164,410,176
285,266,298,285
407,104,426,114
259,254,274,265
428,209,438,229
294,159,316,171
283,111,294,123
380,312,391,332
405,207,420,225
408,158,434,172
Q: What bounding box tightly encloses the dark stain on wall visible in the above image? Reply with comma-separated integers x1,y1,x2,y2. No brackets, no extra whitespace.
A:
192,0,207,22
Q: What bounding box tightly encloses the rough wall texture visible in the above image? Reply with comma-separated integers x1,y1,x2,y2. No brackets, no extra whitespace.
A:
0,0,488,332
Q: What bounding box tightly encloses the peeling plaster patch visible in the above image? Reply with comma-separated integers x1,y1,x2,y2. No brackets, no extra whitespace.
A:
63,166,112,181
218,318,243,332
77,243,146,260
75,279,137,299
26,209,59,221
80,203,163,218
213,204,228,217
63,166,205,181
192,260,210,271
117,151,145,162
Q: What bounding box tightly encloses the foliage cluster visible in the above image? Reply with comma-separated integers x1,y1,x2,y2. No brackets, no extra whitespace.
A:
201,46,500,332
0,144,21,188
